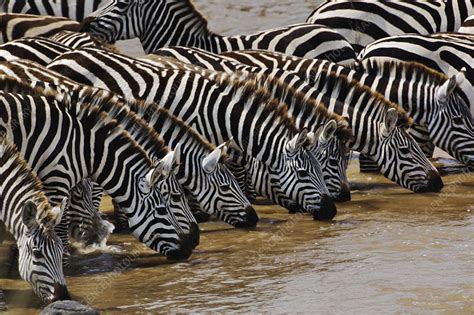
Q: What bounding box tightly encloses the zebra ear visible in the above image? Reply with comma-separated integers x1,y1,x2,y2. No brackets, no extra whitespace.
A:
202,145,222,173
383,108,398,135
171,142,181,170
147,165,164,187
287,128,309,153
22,201,39,231
320,120,338,142
436,75,457,103
51,197,68,227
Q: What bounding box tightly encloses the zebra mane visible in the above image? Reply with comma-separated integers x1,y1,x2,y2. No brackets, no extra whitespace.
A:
244,70,354,142
0,138,57,228
129,97,215,151
205,70,300,136
183,0,214,35
0,75,157,168
364,60,449,85
321,70,412,126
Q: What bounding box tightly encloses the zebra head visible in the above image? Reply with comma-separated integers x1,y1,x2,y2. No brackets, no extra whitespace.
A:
374,109,443,193
18,198,70,304
433,71,474,170
67,179,114,249
195,140,258,228
125,162,193,261
81,0,141,43
152,148,200,249
281,129,337,220
308,120,351,202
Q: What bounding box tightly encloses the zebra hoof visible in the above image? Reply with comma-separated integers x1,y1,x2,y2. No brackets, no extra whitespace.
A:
313,195,337,220
334,183,351,202
234,206,259,228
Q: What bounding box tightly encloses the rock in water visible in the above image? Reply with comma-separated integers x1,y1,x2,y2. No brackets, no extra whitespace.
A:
41,300,99,315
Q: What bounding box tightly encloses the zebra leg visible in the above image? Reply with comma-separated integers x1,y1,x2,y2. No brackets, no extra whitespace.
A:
113,199,130,233
359,154,381,172
409,124,435,158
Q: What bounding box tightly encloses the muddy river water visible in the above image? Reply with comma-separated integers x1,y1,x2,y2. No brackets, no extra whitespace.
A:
0,1,473,314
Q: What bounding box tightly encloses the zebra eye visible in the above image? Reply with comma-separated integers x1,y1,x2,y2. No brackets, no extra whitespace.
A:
221,184,231,192
297,170,309,178
170,193,182,202
399,146,411,155
452,116,464,125
328,158,338,166
32,248,43,259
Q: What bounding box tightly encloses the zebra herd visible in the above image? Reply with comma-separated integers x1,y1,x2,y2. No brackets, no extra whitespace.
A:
0,0,473,307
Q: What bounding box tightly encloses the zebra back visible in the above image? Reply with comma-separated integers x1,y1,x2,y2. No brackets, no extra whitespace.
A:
307,0,473,53
0,13,80,44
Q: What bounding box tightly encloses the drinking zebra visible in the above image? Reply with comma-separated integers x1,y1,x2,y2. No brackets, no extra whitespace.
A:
459,15,474,33
80,0,356,64
2,0,106,21
0,137,69,303
217,50,474,171
0,13,79,43
0,78,194,260
143,51,353,202
307,0,474,53
47,47,338,219
151,47,443,193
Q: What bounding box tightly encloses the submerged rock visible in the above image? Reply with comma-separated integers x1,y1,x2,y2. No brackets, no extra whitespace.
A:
41,300,99,315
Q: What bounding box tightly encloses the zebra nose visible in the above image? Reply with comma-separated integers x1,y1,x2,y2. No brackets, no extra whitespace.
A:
166,234,194,261
51,282,71,302
189,222,200,248
234,206,259,228
467,160,474,171
427,170,444,192
334,183,351,202
313,194,337,220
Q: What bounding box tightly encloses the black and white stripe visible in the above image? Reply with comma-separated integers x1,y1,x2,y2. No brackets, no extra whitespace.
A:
357,32,474,111
459,15,474,33
0,78,194,259
3,0,106,21
0,13,79,43
219,50,474,171
307,0,474,53
47,47,339,220
0,137,69,303
80,0,356,64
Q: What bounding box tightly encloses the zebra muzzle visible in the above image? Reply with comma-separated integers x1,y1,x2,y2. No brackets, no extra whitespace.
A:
233,206,259,228
51,282,71,303
313,194,337,221
334,183,351,202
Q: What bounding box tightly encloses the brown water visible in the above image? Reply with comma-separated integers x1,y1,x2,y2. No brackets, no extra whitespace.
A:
1,1,473,313
1,160,473,314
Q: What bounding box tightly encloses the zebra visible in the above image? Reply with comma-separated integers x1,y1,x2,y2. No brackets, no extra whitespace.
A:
459,15,474,33
150,46,443,193
0,13,80,44
0,137,70,303
2,0,106,21
218,49,474,171
307,0,474,53
144,50,353,202
0,60,258,229
0,80,194,260
67,178,114,249
0,37,70,66
46,47,338,220
80,0,356,64
357,33,474,112
1,74,202,251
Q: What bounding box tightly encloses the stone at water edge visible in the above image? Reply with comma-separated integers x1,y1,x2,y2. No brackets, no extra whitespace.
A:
40,300,99,315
